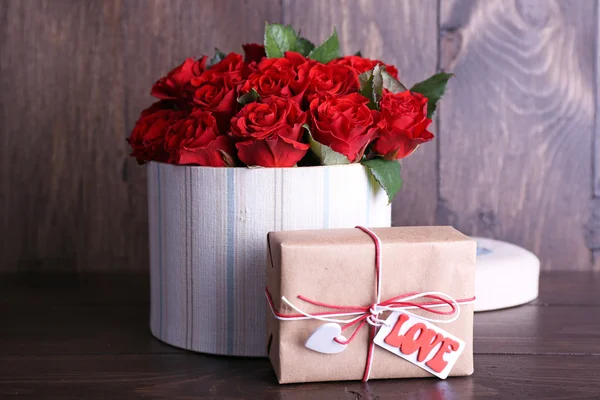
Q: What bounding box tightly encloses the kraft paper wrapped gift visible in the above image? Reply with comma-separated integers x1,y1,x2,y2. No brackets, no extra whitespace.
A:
266,226,477,384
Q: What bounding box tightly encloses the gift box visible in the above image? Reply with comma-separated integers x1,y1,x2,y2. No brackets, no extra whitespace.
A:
266,226,477,384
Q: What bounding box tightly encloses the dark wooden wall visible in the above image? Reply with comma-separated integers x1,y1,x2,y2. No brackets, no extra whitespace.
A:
0,0,598,272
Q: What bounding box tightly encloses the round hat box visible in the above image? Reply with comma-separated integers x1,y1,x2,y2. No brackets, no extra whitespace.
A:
146,162,391,356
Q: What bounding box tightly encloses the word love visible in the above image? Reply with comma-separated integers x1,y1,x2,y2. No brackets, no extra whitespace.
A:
373,312,465,379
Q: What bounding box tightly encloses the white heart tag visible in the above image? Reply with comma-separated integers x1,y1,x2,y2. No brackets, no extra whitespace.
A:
305,323,348,354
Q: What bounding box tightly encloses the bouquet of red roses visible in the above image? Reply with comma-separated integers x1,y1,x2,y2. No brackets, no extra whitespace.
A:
128,23,451,201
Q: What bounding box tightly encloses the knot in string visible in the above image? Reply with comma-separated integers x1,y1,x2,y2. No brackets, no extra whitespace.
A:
265,226,475,382
366,303,388,327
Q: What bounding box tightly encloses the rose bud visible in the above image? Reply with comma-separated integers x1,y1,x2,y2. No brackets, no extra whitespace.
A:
191,52,245,90
151,57,207,100
165,110,235,167
128,101,186,164
191,83,237,132
371,90,434,160
230,96,309,167
308,93,378,163
239,55,303,104
303,62,359,102
284,52,314,96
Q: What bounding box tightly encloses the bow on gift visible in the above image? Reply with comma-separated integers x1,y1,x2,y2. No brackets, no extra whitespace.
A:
265,226,476,382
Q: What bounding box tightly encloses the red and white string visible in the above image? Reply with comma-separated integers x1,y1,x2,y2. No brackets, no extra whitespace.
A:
265,226,475,382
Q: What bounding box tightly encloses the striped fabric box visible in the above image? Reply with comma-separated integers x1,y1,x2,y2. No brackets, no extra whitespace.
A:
147,162,391,356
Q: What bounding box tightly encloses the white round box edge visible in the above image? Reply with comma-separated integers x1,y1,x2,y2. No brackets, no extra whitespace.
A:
473,237,540,312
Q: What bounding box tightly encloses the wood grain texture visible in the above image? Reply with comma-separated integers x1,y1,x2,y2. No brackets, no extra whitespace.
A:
3,271,595,306
475,305,600,354
121,0,282,273
0,0,598,272
283,0,439,226
123,0,283,131
534,271,600,305
2,354,600,399
1,271,599,399
4,298,599,357
0,0,128,273
586,199,600,269
0,0,281,273
438,0,596,270
595,0,600,269
0,273,596,352
596,0,600,198
0,272,149,305
0,304,177,356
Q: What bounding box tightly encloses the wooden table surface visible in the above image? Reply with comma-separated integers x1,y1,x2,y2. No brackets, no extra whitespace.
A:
1,271,599,399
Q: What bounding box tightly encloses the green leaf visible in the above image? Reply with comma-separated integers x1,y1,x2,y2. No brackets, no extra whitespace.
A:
362,158,402,204
359,70,373,102
264,23,297,58
308,28,341,63
358,69,372,86
237,88,260,106
381,69,407,93
410,72,454,118
304,124,350,165
295,37,315,56
358,65,383,110
207,48,226,69
372,65,383,104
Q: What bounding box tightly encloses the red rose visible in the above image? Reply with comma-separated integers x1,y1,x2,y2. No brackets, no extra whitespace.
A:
151,57,207,100
128,101,186,163
165,110,235,167
284,52,313,98
191,83,237,131
242,43,266,63
230,97,309,167
191,52,245,89
303,62,359,102
308,93,378,162
329,56,399,79
371,90,434,160
239,55,303,103
285,51,311,68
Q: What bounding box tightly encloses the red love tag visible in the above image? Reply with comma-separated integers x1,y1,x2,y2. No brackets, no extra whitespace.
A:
373,312,465,379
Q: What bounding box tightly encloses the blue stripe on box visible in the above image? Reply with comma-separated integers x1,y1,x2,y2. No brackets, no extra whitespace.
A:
157,163,163,337
226,169,235,354
323,168,330,229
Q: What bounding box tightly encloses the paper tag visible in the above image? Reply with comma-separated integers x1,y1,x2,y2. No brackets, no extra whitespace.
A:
373,312,465,379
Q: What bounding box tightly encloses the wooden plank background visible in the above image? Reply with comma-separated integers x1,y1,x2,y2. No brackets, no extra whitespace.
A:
0,0,597,272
